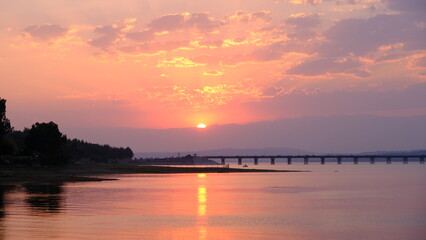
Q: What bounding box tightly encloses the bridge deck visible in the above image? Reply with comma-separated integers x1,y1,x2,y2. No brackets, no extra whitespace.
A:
202,155,426,165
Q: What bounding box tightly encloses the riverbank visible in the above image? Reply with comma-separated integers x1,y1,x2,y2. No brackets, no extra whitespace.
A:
0,164,306,184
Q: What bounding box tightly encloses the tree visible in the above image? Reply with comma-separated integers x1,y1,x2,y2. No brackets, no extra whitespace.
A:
0,98,15,156
6,129,29,154
25,122,68,165
0,98,13,137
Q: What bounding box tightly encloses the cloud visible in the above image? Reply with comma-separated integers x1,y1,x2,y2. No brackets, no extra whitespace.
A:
191,54,252,66
386,0,426,13
89,25,124,49
289,0,323,5
23,24,68,41
126,30,155,42
287,58,369,77
148,13,186,31
319,14,426,57
252,42,289,61
252,41,315,61
226,10,272,24
412,56,426,68
186,12,223,32
289,0,380,5
203,70,224,76
157,57,206,68
120,40,190,54
245,82,426,119
88,11,270,54
147,12,222,33
285,13,320,29
287,31,317,40
191,40,315,66
139,84,263,110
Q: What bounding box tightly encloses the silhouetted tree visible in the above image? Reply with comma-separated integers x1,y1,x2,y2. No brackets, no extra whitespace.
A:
0,98,15,156
25,122,68,165
0,98,13,137
5,129,28,154
0,138,17,156
64,139,133,162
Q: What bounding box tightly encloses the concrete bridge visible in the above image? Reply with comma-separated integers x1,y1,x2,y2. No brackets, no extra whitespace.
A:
203,155,426,165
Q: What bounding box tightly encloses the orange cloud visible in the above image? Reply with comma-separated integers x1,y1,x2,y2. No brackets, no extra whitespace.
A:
157,57,206,68
203,70,224,76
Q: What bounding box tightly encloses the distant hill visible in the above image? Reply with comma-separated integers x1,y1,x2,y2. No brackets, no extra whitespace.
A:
134,156,220,165
135,147,312,158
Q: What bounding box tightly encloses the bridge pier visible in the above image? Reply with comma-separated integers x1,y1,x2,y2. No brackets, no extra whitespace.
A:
386,157,391,164
403,157,408,164
421,156,425,164
354,157,358,164
271,157,275,165
304,157,308,165
221,157,225,165
254,157,259,165
370,157,375,164
287,157,292,165
321,157,325,165
337,157,342,165
238,157,242,165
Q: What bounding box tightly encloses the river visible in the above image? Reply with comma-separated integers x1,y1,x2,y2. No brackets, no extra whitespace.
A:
1,163,425,239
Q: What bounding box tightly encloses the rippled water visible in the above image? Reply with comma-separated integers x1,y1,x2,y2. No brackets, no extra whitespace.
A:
1,163,425,240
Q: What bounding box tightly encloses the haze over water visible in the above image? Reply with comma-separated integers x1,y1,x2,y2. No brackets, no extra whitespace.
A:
1,163,425,240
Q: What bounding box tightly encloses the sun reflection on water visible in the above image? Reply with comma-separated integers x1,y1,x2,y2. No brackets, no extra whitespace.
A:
197,174,208,239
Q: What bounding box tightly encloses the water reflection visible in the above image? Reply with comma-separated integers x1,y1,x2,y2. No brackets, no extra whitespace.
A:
24,183,64,214
0,185,11,218
0,165,425,240
0,185,15,239
197,174,208,240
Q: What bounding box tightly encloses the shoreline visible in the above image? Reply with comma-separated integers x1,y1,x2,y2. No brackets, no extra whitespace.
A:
0,164,307,184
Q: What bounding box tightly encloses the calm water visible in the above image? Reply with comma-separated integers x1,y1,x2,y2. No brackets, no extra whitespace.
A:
1,163,425,240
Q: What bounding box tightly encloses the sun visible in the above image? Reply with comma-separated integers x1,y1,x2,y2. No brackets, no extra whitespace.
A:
197,123,207,128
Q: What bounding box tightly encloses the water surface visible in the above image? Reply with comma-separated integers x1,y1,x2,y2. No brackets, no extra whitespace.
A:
1,163,425,239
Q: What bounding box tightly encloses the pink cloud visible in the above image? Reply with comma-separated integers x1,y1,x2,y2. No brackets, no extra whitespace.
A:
119,40,191,54
287,58,369,77
23,24,68,41
412,56,426,68
147,12,222,33
148,14,186,31
386,0,426,12
89,25,124,49
285,13,320,29
319,14,426,57
127,30,155,42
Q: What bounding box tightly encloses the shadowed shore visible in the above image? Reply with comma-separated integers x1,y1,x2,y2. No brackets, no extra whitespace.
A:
0,164,307,184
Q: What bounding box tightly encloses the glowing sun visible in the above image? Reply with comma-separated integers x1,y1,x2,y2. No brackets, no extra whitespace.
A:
197,123,207,128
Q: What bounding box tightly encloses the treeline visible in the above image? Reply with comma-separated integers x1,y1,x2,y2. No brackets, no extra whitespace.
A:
0,98,133,166
66,139,133,162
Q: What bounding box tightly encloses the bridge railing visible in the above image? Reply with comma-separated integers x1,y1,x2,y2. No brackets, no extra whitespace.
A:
202,155,426,165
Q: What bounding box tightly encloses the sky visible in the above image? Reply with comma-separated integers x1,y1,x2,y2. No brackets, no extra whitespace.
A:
1,0,426,152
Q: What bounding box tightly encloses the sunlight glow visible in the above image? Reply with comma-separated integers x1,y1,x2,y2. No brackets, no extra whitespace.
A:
197,124,207,128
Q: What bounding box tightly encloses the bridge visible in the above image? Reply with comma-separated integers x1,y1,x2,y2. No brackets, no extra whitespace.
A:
203,155,426,165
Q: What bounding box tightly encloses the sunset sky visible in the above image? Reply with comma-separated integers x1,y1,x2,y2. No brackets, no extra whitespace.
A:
1,0,426,152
